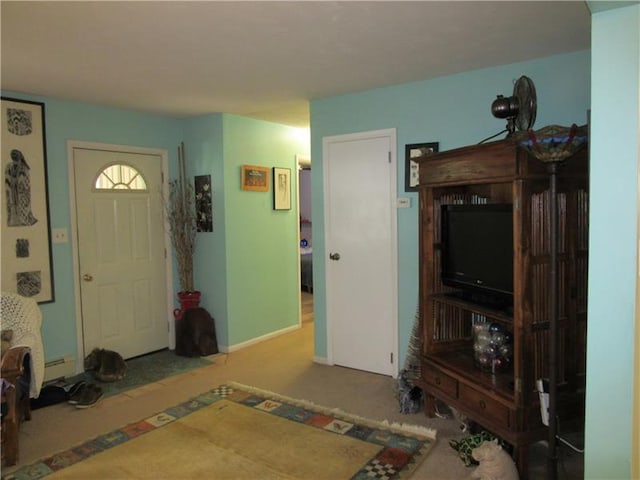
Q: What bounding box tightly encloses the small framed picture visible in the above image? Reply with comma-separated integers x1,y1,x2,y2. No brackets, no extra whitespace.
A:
194,174,212,232
273,167,291,210
241,164,269,191
405,142,439,192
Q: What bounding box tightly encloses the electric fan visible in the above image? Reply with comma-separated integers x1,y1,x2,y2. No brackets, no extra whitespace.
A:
491,76,537,136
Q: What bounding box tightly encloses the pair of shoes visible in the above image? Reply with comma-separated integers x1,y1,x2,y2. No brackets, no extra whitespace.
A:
74,384,104,409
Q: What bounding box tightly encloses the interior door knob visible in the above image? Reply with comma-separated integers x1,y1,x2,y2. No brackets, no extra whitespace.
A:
329,252,341,261
83,274,93,282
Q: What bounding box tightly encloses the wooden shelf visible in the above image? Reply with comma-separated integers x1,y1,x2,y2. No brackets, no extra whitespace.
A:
416,138,589,479
431,293,513,324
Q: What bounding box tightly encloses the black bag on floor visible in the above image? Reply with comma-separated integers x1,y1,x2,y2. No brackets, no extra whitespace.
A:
176,307,219,357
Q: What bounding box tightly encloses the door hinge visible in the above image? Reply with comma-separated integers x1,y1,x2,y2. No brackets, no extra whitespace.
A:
515,377,522,393
388,151,391,163
161,171,164,183
390,353,394,364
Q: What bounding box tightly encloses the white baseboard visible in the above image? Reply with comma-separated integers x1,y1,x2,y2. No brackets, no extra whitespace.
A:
44,355,76,381
221,324,300,353
313,356,331,365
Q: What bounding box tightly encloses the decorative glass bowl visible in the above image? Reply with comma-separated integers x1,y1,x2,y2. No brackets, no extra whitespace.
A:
518,124,588,163
473,322,513,373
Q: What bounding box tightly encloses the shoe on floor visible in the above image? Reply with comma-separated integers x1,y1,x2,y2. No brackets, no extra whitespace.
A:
75,384,103,409
66,380,87,398
67,382,89,405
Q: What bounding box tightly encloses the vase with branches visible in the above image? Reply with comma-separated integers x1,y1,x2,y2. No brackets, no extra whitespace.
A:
166,143,200,318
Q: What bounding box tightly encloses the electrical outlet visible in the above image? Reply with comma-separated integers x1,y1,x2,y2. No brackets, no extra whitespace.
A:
52,228,68,244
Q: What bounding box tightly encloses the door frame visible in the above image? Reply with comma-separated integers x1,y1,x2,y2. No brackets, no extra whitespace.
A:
66,140,172,374
322,128,398,377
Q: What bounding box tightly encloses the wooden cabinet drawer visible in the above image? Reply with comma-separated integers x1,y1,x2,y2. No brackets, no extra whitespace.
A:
459,383,511,428
422,366,458,398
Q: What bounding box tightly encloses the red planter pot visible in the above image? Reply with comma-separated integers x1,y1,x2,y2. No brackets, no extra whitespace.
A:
173,291,201,320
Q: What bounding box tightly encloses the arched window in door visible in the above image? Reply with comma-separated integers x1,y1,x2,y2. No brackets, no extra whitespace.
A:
94,163,147,191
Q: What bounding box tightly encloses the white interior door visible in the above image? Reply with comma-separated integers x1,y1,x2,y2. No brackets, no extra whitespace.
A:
73,146,168,360
323,129,397,376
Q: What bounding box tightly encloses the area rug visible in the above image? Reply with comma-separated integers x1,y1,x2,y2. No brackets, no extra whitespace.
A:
5,382,437,480
66,348,213,398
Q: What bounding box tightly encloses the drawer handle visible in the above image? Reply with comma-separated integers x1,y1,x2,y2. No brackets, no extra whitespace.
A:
479,400,487,410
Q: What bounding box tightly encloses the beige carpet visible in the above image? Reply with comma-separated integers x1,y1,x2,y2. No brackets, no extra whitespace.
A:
3,307,583,479
15,382,435,479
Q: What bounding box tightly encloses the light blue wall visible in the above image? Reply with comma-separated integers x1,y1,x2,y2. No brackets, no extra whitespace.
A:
181,114,228,344
585,5,639,478
1,91,310,363
221,115,309,346
181,113,310,348
310,50,591,366
1,91,182,362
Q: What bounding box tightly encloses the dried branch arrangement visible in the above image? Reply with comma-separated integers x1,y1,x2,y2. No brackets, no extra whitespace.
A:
166,142,197,293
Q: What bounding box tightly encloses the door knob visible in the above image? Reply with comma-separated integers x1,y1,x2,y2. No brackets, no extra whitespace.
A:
329,252,341,261
83,274,93,282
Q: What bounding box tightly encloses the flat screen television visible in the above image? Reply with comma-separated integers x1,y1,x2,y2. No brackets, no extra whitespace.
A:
441,203,514,307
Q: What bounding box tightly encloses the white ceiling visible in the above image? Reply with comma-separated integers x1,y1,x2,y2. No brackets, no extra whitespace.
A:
1,1,591,128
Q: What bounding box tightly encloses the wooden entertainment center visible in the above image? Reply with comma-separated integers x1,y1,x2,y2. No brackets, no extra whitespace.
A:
415,138,588,477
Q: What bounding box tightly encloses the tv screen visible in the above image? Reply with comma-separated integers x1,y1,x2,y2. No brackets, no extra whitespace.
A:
441,203,514,302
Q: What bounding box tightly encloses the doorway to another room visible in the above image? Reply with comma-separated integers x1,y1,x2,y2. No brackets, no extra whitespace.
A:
298,155,313,324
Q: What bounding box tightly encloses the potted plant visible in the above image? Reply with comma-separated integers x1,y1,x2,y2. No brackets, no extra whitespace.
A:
166,143,199,319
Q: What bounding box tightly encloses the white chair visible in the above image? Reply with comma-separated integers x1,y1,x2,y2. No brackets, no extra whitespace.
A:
1,291,45,466
1,292,44,398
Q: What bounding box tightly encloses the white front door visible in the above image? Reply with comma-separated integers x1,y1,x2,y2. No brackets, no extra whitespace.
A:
323,129,397,376
72,146,169,360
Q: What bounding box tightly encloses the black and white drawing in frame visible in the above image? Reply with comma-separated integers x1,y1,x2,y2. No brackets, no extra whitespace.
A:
1,97,54,302
405,142,439,192
195,174,213,232
273,167,291,210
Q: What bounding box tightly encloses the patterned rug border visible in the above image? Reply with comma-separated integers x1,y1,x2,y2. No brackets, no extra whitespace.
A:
4,382,437,480
226,381,438,441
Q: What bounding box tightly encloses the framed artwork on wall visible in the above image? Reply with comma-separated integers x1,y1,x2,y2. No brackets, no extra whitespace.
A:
404,142,439,192
241,164,269,192
273,167,291,210
195,174,212,232
1,97,54,303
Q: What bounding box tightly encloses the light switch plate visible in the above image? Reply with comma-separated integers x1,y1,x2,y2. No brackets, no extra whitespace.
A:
396,197,411,208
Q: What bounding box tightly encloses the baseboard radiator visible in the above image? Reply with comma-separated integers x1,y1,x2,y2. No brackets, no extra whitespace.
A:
44,355,76,381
